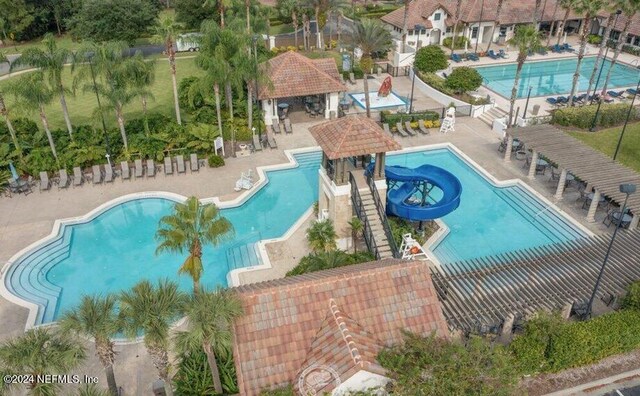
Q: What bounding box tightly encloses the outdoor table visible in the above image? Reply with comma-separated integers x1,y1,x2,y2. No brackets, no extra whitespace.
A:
612,211,632,226
537,158,548,167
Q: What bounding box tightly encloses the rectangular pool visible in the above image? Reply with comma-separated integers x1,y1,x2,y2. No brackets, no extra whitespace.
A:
475,56,640,98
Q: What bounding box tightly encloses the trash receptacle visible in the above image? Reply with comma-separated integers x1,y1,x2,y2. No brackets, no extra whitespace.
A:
152,380,167,396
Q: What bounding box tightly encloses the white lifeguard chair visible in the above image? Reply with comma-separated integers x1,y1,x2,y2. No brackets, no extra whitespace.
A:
234,170,254,191
440,106,455,134
399,233,428,260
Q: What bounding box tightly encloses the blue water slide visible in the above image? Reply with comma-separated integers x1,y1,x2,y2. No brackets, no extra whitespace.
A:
384,164,462,221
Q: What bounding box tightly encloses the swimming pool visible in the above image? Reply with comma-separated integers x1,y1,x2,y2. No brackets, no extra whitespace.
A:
475,57,640,98
349,91,407,109
3,147,589,326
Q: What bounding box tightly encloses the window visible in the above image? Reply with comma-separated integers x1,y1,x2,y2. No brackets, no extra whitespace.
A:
634,36,640,46
434,13,441,21
446,27,452,33
471,27,479,39
499,26,507,37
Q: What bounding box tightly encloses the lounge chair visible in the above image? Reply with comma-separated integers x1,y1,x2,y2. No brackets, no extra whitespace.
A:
164,157,173,175
551,44,564,53
418,120,430,135
272,118,281,134
252,133,263,151
404,121,418,136
73,167,83,187
546,97,558,106
395,122,410,137
121,161,131,181
58,169,69,189
348,72,356,84
608,90,625,98
627,88,639,96
39,171,50,191
92,165,103,185
498,49,508,58
487,50,500,59
467,53,480,61
267,134,277,149
104,165,114,183
284,118,293,134
383,123,392,135
134,159,144,178
451,53,463,63
556,96,569,105
176,155,186,174
147,159,156,178
190,154,199,172
562,43,575,52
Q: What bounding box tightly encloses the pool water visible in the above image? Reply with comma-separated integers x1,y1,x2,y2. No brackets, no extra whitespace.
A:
5,148,588,325
349,91,407,109
475,57,640,98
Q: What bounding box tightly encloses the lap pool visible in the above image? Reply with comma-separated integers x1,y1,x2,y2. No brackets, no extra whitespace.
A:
475,56,640,98
3,147,589,326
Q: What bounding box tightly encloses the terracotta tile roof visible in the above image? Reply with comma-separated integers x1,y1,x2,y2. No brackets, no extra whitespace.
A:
603,12,640,39
258,51,346,100
231,259,450,396
381,0,586,30
308,115,402,160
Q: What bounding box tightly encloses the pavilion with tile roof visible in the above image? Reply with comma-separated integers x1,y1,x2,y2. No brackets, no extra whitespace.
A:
258,51,347,124
231,258,449,395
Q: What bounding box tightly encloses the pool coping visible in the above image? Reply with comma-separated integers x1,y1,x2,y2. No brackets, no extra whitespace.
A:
0,146,322,335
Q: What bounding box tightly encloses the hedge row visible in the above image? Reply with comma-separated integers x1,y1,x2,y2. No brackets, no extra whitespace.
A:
551,103,639,129
380,110,440,124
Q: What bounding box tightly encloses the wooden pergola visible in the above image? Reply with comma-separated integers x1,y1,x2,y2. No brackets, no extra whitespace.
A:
431,230,640,332
504,124,640,229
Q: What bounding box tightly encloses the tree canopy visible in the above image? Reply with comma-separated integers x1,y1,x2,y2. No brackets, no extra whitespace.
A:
445,66,483,94
414,45,449,73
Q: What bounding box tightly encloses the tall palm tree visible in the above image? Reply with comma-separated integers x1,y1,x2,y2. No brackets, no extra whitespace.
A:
586,5,618,98
156,196,234,293
0,51,20,154
547,0,561,47
568,0,604,106
600,0,640,95
306,219,338,252
348,216,363,253
120,280,186,396
11,33,75,138
450,0,463,55
59,295,121,396
123,53,156,136
401,0,410,52
203,0,232,28
557,0,578,46
196,21,227,138
486,0,505,53
8,72,58,160
302,0,324,49
507,25,542,126
0,328,86,396
349,19,393,118
174,288,243,394
152,15,184,125
533,0,543,30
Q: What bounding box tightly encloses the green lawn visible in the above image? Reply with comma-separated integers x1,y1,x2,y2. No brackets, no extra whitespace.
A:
568,122,640,172
0,56,202,130
268,24,295,35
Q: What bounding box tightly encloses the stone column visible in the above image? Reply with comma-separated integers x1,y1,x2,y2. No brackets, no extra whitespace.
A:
379,153,386,179
630,214,639,230
586,189,600,223
503,135,513,162
554,169,568,200
527,150,538,179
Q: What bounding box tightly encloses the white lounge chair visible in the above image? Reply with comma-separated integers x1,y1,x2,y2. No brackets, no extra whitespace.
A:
164,157,173,176
284,118,293,134
58,169,69,189
176,155,186,174
147,159,156,178
92,165,103,185
104,165,114,183
39,171,50,191
190,153,199,172
404,121,417,136
272,118,281,134
134,160,144,178
418,120,430,135
73,167,83,187
120,161,131,181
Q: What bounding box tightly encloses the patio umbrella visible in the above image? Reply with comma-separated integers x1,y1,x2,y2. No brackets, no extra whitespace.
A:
9,162,19,180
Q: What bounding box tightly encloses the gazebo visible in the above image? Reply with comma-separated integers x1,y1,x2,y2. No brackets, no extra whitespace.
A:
309,115,401,245
258,51,347,124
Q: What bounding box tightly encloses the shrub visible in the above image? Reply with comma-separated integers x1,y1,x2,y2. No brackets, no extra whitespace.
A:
622,44,640,56
174,348,238,395
306,219,338,252
380,110,440,125
414,45,449,73
286,250,375,276
587,34,602,45
445,67,483,94
342,65,364,79
442,36,469,49
551,103,638,129
178,76,205,110
208,154,225,167
622,281,640,311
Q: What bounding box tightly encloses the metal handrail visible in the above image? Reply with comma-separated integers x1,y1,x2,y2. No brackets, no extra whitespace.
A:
349,172,380,260
366,173,400,258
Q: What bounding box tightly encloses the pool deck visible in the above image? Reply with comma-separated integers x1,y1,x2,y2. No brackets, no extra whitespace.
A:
0,101,623,394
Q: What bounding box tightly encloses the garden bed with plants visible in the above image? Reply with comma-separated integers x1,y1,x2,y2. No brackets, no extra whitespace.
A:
551,103,640,129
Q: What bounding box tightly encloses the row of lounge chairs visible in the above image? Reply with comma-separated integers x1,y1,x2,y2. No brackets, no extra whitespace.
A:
546,91,622,107
551,43,575,53
271,117,293,135
383,121,431,138
451,50,507,63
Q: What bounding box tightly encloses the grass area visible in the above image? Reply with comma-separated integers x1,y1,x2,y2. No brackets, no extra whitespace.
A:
0,34,157,56
0,57,202,130
268,24,295,35
568,122,640,172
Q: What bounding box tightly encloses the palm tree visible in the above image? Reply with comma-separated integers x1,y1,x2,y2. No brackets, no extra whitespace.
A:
547,0,561,47
401,0,410,52
557,0,578,46
306,219,338,252
119,280,186,396
0,328,86,395
302,0,324,49
156,196,234,293
568,0,604,106
486,0,505,53
123,53,156,136
533,0,543,30
507,25,542,126
600,0,640,96
0,51,20,154
349,19,393,118
152,15,183,125
8,72,58,160
348,216,363,253
59,295,121,396
450,0,463,55
196,21,227,138
203,0,232,28
586,5,618,99
11,33,75,138
174,288,243,394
